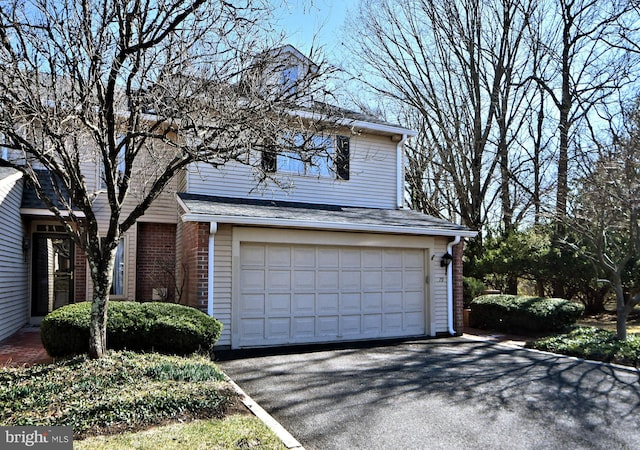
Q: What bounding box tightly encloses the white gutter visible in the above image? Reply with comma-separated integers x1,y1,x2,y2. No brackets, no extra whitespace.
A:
447,235,462,336
396,134,408,209
207,222,217,317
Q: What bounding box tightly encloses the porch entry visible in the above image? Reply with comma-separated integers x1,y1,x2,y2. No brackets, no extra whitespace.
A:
31,233,75,317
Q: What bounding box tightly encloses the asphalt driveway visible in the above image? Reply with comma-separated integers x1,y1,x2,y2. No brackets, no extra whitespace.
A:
218,337,640,450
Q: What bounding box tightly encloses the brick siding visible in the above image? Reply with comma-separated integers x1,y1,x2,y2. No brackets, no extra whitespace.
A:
180,221,209,311
453,239,465,333
136,222,177,302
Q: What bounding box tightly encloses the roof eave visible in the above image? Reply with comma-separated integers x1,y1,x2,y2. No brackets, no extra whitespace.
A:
180,211,477,238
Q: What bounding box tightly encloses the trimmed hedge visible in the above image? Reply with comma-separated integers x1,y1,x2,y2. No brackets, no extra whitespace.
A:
470,294,584,333
41,301,223,357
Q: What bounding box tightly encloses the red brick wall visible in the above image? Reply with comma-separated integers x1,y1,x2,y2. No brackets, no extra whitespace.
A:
74,245,87,303
136,222,177,302
180,221,209,311
453,239,465,334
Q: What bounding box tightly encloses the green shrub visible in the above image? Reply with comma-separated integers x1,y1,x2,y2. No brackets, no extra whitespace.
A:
41,302,223,357
470,294,584,333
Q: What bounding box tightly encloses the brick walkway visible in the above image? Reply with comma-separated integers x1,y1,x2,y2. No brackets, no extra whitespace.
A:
0,327,52,367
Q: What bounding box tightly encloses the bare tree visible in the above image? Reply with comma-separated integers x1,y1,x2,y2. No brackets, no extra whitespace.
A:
0,0,334,357
345,0,540,233
530,0,640,220
566,99,640,339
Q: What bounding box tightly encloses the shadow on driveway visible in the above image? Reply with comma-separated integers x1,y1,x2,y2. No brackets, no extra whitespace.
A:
218,337,640,450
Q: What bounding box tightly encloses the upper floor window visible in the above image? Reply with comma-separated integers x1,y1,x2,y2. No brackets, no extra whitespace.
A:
262,134,350,180
281,66,299,95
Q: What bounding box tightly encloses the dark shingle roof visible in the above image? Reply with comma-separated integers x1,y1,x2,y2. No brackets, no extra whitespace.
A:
20,169,74,210
178,193,475,237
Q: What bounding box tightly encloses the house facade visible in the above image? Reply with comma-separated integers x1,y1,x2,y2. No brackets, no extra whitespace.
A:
0,46,475,349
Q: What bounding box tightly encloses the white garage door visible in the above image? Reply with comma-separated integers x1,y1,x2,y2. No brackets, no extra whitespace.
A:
236,243,426,348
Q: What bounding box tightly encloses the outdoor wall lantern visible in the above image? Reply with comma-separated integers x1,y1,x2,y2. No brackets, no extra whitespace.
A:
440,252,453,267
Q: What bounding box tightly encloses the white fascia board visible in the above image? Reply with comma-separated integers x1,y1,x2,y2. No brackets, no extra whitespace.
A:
20,208,86,218
290,109,418,137
180,211,477,238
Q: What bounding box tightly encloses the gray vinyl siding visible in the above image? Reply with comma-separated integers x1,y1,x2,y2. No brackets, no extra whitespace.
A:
0,171,29,341
185,134,398,209
212,224,233,347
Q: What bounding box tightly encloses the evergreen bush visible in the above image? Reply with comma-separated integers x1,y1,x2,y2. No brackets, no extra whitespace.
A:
470,294,584,332
41,301,223,357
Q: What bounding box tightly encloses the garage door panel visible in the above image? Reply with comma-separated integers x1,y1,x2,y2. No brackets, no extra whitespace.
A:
293,270,315,290
237,243,426,348
292,293,315,314
383,270,402,290
317,316,339,336
240,270,265,290
240,245,265,265
267,270,291,290
382,292,402,310
318,270,339,290
341,270,361,290
318,249,339,267
318,293,339,313
342,249,361,268
239,318,265,341
383,313,403,332
267,317,290,340
363,271,382,290
362,292,382,311
363,314,382,334
240,293,266,315
293,317,315,337
341,315,362,335
293,247,315,267
268,247,291,266
341,293,361,312
267,293,291,314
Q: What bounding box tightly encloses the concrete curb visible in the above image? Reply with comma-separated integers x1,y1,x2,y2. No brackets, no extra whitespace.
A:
225,376,305,450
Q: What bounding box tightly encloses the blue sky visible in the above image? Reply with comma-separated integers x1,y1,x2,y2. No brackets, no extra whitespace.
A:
273,0,357,56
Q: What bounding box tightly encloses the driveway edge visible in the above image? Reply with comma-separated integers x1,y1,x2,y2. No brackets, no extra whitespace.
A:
225,376,306,450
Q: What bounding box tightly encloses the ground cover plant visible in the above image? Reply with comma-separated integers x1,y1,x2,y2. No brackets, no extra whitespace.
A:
0,351,258,441
527,326,640,367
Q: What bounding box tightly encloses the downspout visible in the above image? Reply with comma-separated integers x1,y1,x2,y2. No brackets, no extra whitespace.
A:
396,134,408,209
447,235,462,335
207,222,217,317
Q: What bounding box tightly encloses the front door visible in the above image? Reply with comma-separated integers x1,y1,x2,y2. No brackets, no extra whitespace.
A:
32,234,75,317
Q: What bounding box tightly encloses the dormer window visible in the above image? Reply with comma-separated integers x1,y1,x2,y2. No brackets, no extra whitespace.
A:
262,134,350,180
281,66,299,95
0,133,7,160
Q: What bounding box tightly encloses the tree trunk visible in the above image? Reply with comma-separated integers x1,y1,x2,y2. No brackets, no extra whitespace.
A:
613,281,627,341
89,288,109,358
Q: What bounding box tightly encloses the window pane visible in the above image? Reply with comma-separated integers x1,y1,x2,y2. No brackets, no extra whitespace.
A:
110,240,124,296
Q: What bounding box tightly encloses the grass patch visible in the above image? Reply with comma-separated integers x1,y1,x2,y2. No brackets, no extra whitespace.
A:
75,415,286,449
527,326,640,367
0,351,240,439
